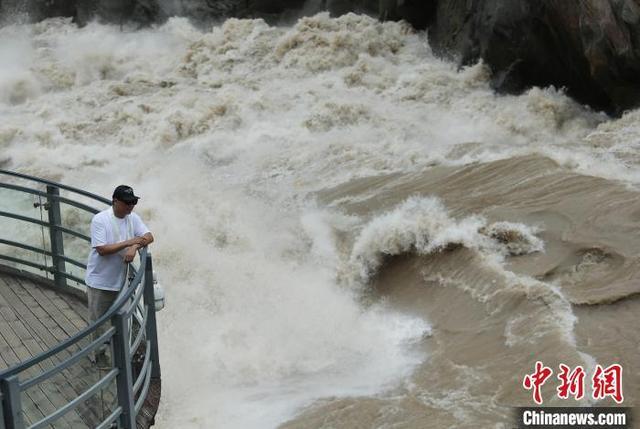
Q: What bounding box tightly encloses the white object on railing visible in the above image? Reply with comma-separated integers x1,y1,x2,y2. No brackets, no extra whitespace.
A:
153,270,165,311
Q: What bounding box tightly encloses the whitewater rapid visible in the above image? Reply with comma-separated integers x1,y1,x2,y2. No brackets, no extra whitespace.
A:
2,13,639,428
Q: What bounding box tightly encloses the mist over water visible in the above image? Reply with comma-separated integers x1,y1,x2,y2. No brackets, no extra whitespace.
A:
2,13,640,428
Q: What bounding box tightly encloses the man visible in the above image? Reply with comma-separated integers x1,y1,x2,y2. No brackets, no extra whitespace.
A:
85,185,154,368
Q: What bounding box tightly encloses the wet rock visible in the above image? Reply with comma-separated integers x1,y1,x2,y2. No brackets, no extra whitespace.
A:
324,0,433,27
1,0,75,22
326,0,353,17
79,0,311,25
75,0,164,26
427,0,640,115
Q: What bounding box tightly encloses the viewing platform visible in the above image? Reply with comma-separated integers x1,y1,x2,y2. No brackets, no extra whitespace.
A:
0,170,162,429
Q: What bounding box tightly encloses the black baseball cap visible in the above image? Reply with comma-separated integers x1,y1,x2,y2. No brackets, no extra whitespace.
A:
113,185,140,203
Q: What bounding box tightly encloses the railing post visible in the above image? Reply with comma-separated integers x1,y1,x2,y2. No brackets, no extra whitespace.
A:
1,376,24,429
113,311,136,429
142,253,161,379
46,185,67,289
0,392,4,429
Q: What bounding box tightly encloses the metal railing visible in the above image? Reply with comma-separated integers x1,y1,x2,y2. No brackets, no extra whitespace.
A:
0,170,161,429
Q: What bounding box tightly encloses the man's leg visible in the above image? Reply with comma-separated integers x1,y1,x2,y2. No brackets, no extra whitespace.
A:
87,287,119,367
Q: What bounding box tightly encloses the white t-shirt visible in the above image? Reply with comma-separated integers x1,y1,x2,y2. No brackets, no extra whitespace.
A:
85,207,150,291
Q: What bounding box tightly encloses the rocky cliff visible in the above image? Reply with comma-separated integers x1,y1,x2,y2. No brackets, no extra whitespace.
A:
426,0,640,115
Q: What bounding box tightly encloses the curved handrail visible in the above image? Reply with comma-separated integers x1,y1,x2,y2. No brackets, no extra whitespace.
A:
0,169,109,286
0,182,104,213
0,248,146,378
0,170,161,429
0,169,111,205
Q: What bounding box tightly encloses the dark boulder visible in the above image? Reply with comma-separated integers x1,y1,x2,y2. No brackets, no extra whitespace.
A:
427,0,640,115
75,0,310,26
324,0,433,26
378,0,435,28
1,0,76,22
325,0,352,16
75,0,165,26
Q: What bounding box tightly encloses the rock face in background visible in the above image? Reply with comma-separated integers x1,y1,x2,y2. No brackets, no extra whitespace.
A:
1,0,312,25
1,0,640,114
74,0,250,26
427,0,640,114
1,0,77,22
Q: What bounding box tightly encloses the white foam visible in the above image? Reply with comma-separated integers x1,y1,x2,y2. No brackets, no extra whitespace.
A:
348,196,488,283
346,197,546,285
0,25,40,104
500,272,578,348
484,221,545,256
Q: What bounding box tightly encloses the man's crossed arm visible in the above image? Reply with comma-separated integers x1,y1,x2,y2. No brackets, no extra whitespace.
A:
95,232,155,262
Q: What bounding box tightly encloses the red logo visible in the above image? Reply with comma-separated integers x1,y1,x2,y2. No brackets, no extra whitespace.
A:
523,361,553,405
524,362,623,404
592,364,623,403
557,364,585,400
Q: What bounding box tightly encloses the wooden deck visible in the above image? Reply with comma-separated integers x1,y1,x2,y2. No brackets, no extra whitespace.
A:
0,268,117,428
